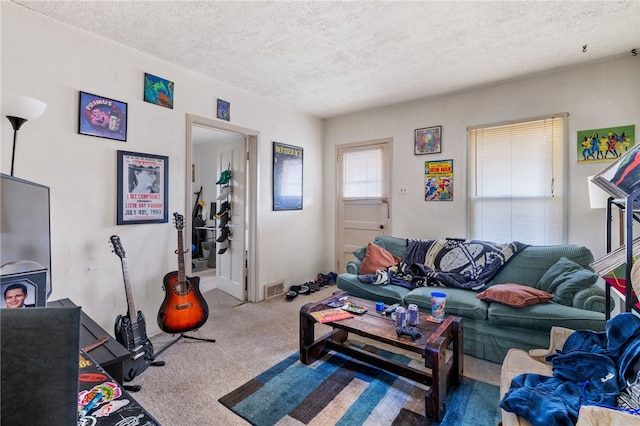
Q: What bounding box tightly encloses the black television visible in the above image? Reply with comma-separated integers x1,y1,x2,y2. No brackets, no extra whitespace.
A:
0,173,52,300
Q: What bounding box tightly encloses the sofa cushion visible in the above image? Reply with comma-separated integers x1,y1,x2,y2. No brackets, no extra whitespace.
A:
477,283,553,307
489,245,594,287
487,302,606,332
535,257,599,306
403,287,489,320
358,243,401,274
336,273,409,305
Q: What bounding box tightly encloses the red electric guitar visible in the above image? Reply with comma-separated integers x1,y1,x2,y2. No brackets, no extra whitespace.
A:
157,212,209,334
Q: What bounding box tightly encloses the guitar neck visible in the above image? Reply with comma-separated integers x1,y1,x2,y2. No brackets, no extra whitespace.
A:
120,258,138,323
177,227,187,283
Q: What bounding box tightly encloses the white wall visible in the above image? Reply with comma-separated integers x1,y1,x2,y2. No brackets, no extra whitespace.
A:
1,3,325,336
324,55,640,263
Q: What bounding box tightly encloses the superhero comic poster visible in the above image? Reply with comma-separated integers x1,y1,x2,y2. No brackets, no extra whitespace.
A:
425,159,453,201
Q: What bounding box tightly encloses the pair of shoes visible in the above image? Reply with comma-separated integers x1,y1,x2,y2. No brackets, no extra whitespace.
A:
307,281,320,293
217,226,231,242
215,201,230,219
289,285,310,295
217,185,232,200
318,272,338,285
286,290,297,301
218,240,229,254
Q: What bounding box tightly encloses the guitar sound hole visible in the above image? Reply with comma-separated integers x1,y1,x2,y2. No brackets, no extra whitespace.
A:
172,281,192,296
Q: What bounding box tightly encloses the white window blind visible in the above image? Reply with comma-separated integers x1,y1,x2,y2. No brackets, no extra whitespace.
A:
468,115,566,245
343,148,384,198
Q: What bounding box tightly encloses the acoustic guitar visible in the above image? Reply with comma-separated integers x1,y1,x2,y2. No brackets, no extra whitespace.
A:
157,212,209,334
111,235,155,382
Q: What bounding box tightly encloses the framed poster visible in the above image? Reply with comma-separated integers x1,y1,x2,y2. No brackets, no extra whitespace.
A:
78,91,127,141
415,125,442,155
273,142,303,211
117,150,168,224
0,269,47,308
425,159,453,201
592,143,640,200
144,72,174,109
577,125,635,163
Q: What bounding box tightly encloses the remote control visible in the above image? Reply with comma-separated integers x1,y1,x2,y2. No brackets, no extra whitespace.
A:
383,303,400,315
396,326,422,341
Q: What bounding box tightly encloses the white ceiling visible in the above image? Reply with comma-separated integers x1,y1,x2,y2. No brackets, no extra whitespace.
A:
13,1,640,119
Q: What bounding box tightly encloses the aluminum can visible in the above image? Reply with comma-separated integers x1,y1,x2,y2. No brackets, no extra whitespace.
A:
407,304,419,325
394,307,407,328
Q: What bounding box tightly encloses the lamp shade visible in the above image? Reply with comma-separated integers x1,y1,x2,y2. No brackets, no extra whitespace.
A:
588,175,610,209
2,95,47,120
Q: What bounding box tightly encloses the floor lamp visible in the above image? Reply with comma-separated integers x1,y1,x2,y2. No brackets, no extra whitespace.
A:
3,95,47,176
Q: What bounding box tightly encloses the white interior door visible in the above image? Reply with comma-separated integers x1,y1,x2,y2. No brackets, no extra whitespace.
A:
336,139,391,273
216,139,246,300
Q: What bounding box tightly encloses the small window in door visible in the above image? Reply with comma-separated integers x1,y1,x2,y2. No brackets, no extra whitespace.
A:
342,148,384,198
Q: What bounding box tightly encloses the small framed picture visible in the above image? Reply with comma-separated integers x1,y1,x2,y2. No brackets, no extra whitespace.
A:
1,269,47,308
78,91,128,142
415,125,442,155
144,72,174,109
217,99,230,121
117,150,169,225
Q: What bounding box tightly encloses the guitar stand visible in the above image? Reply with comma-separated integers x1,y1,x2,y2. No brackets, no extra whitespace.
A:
151,333,216,361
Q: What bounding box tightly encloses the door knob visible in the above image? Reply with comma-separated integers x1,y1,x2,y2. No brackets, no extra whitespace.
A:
379,225,384,230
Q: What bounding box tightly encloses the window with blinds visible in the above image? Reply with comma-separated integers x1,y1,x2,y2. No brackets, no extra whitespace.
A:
468,115,566,245
342,147,384,198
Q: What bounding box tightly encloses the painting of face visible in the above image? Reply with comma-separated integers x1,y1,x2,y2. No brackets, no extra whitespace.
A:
90,108,110,128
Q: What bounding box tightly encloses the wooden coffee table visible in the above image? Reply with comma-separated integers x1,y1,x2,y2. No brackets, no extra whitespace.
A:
299,291,463,421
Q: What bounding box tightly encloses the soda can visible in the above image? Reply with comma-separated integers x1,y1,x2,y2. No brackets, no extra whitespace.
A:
394,307,407,328
407,304,419,326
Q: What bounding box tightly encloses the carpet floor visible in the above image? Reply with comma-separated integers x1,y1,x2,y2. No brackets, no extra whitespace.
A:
220,344,501,426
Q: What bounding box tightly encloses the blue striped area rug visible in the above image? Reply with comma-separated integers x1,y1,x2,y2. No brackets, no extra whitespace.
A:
219,344,501,426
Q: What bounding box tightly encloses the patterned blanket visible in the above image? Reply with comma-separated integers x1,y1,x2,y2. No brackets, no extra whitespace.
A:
390,238,528,290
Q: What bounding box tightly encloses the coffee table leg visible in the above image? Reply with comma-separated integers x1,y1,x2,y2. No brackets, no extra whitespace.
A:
299,303,316,364
451,316,463,387
425,336,447,421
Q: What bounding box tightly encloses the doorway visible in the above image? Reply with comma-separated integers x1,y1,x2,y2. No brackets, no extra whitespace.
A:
185,114,259,303
335,138,392,273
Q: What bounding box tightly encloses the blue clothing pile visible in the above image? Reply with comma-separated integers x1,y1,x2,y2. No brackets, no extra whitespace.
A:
500,313,640,425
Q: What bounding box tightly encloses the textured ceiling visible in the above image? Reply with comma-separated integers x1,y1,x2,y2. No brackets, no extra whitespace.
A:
13,1,640,119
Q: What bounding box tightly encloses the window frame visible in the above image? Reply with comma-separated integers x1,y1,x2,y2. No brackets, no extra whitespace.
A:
466,113,569,245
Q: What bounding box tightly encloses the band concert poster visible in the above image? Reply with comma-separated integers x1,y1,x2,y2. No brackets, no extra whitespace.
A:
117,150,168,225
78,91,128,142
425,159,453,201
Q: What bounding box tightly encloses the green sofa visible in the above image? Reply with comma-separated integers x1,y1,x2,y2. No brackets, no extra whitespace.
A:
337,235,612,364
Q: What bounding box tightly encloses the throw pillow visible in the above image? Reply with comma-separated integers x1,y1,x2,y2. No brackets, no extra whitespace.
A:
476,283,554,307
358,243,401,275
536,257,599,306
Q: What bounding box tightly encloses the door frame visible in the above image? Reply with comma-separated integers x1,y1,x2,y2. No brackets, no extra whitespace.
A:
185,113,259,303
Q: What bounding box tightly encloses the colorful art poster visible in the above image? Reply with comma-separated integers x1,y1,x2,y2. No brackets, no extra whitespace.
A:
117,150,168,225
577,125,635,163
78,91,127,141
143,73,174,109
425,159,453,201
